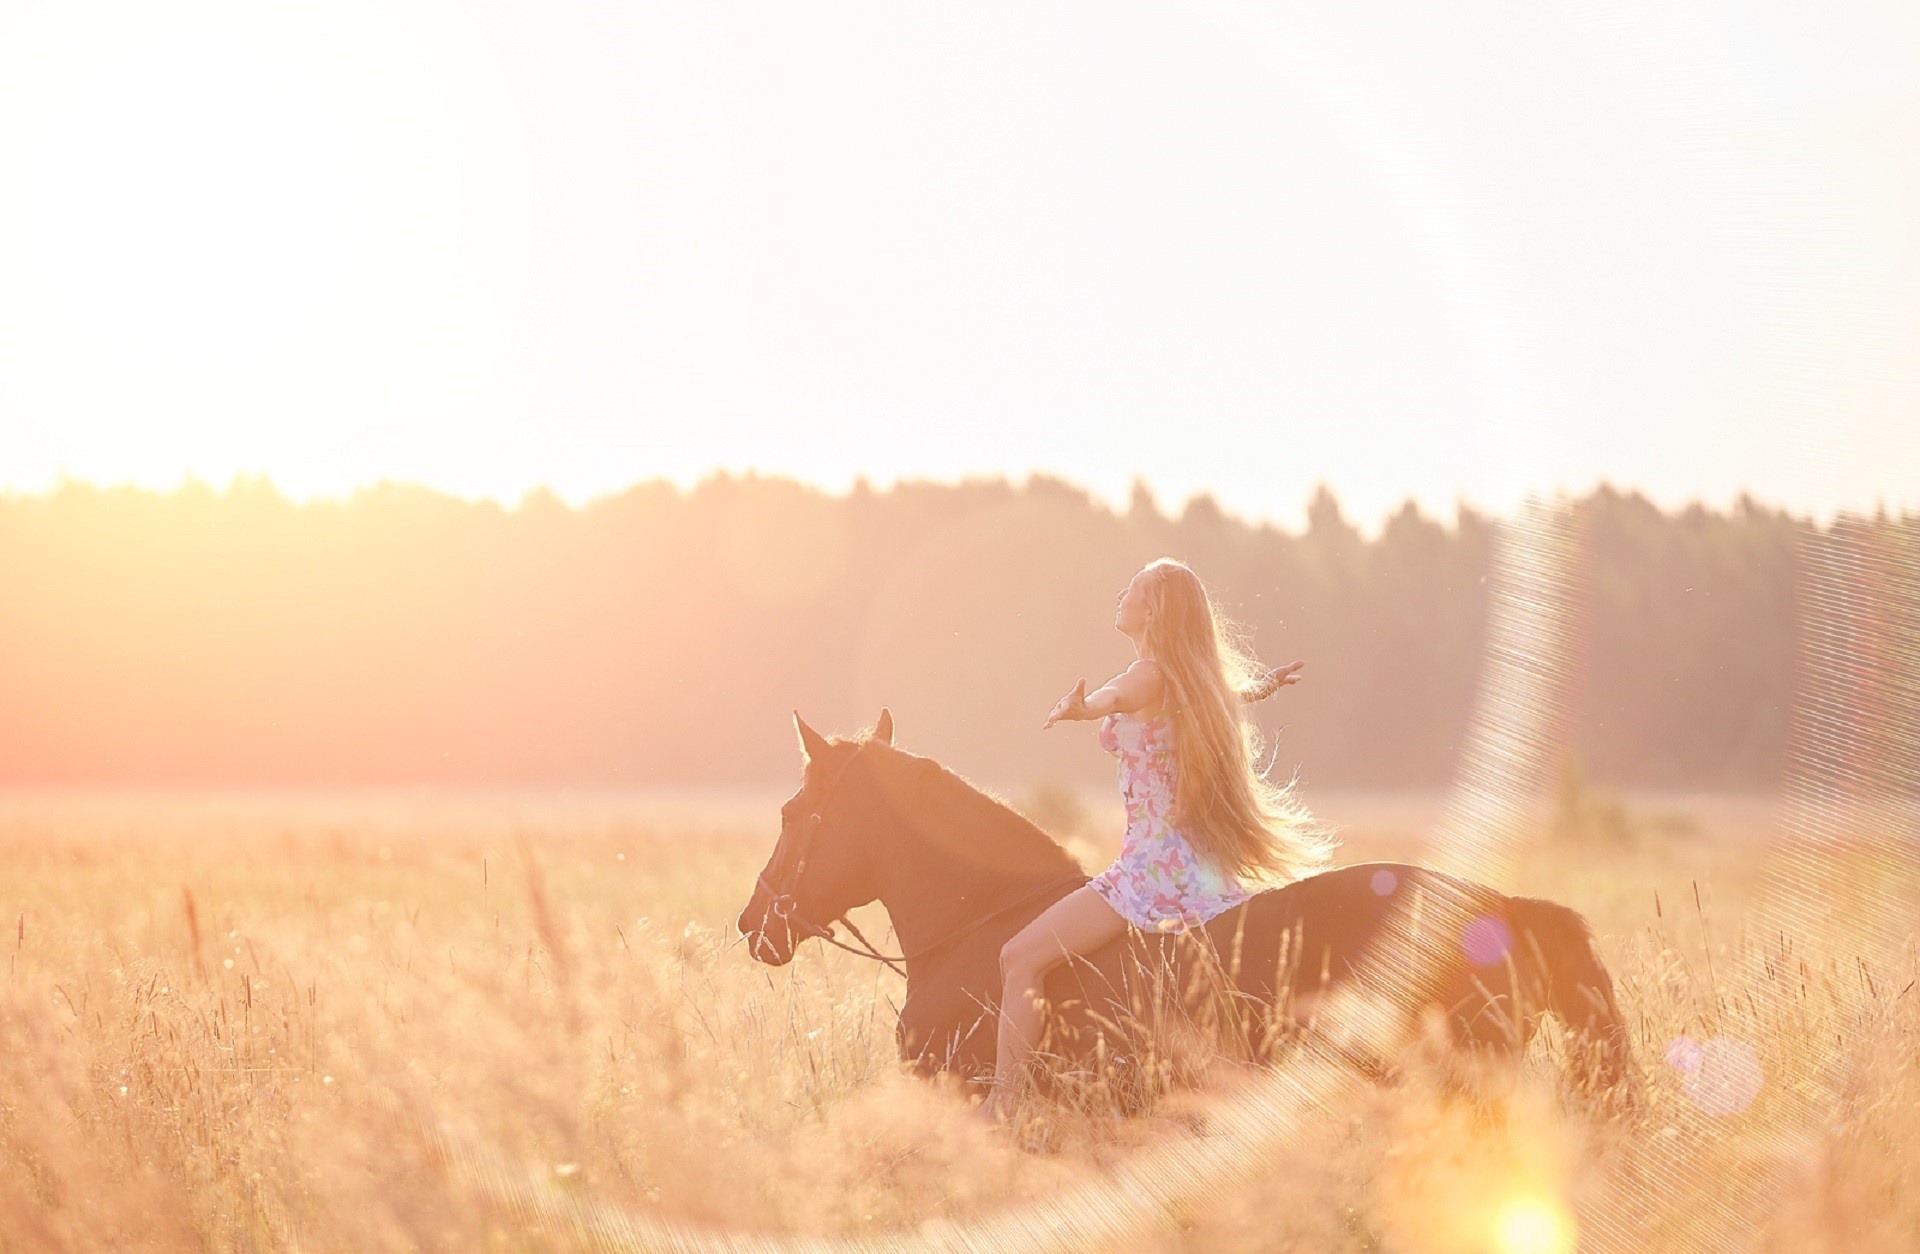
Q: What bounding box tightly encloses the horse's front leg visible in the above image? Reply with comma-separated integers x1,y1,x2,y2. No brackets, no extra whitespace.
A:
896,980,999,1085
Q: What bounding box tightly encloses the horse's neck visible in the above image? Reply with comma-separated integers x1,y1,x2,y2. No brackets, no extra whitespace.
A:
870,776,1081,967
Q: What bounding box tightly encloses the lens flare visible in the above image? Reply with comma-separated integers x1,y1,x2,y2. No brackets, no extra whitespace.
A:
1460,914,1513,967
1678,1036,1764,1119
390,408,1919,1249
1494,1198,1575,1254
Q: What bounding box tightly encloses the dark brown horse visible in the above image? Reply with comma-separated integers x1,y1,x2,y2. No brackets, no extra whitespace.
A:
734,711,1636,1113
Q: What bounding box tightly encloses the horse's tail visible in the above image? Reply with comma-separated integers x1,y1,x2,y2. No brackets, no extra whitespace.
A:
1509,896,1640,1106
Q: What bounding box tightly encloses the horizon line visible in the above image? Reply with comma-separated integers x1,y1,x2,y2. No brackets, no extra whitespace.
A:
1,466,1913,539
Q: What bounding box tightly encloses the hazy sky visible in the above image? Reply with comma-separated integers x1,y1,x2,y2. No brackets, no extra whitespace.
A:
1,0,1914,535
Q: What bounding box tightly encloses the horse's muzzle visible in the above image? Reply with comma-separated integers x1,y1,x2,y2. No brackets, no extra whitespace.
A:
735,907,798,966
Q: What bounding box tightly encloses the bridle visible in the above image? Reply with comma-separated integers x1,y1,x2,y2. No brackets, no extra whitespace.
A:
751,741,1088,978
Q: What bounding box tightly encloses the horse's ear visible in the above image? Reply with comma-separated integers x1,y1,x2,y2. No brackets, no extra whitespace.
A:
874,708,893,745
793,711,831,764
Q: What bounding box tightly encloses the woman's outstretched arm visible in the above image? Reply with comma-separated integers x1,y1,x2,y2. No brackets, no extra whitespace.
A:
1042,659,1164,729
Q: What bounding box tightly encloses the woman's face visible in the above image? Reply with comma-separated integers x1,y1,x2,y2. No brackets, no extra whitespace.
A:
1114,570,1152,637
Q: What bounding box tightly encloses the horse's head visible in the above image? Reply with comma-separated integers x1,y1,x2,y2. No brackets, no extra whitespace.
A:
735,708,898,966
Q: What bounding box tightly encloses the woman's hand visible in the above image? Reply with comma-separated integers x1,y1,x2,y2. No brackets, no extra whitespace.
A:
1042,678,1091,730
1249,660,1305,701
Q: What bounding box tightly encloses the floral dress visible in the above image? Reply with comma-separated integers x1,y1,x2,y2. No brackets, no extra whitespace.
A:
1087,708,1254,932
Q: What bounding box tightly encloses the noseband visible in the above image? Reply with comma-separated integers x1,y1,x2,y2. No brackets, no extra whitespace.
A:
752,741,1087,977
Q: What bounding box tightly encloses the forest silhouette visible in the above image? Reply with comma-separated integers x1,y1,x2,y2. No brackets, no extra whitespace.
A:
2,472,1902,792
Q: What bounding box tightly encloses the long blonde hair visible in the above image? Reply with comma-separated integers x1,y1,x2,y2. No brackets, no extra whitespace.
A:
1138,558,1337,883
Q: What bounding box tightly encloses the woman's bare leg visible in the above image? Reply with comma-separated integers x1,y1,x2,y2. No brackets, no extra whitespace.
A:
977,885,1130,1119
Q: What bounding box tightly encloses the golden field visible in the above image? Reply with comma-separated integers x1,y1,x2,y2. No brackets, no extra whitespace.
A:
1,785,1915,1252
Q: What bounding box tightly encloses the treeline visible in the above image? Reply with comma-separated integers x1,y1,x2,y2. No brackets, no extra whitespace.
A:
0,473,1903,791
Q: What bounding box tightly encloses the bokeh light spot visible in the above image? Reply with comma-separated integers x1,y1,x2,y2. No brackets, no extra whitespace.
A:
1370,868,1398,896
1460,914,1512,967
1680,1035,1763,1117
1664,1035,1702,1073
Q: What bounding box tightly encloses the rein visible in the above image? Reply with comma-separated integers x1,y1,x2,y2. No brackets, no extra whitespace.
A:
753,742,1088,978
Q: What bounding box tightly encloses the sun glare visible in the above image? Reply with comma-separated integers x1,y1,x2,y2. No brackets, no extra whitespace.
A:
19,29,366,373
0,5,554,499
1494,1197,1575,1254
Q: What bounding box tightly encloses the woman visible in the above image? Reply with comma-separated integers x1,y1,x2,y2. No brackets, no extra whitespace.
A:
974,558,1337,1123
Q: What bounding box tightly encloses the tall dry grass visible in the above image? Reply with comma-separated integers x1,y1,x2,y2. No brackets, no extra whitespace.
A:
0,787,1914,1251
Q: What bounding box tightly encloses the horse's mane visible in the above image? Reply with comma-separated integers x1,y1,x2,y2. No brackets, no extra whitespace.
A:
826,732,1087,879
